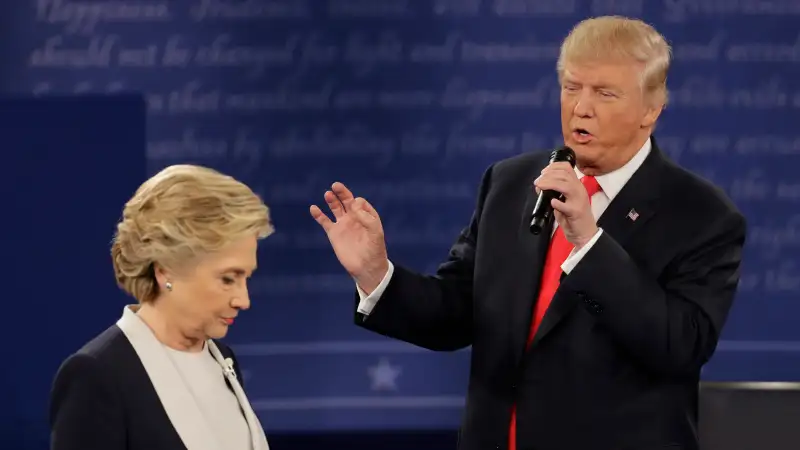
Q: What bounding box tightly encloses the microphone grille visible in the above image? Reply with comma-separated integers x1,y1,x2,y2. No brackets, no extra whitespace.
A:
550,146,576,166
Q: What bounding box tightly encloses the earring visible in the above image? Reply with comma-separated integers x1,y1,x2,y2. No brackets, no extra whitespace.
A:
165,281,173,291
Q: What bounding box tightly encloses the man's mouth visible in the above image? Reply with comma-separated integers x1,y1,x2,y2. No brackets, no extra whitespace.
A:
572,128,593,143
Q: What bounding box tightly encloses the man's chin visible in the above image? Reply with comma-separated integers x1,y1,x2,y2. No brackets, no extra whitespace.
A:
573,149,603,174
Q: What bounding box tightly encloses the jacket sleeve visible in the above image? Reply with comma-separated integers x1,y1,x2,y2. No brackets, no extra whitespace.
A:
50,353,125,450
561,210,747,376
354,164,495,351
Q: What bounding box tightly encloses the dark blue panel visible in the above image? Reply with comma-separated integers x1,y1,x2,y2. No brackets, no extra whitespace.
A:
0,95,146,447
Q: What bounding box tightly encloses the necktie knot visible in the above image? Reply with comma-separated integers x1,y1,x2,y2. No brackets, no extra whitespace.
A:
581,175,601,198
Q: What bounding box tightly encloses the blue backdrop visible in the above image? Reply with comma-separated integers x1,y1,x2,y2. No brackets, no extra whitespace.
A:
0,95,146,445
1,0,799,437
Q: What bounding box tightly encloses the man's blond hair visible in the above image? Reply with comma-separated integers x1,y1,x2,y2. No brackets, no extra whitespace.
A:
557,16,672,106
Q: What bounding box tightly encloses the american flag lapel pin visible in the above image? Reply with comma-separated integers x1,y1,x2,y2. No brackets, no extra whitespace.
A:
626,208,639,221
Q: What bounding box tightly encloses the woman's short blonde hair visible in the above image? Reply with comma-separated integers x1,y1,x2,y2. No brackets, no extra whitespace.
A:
557,16,672,106
111,164,274,303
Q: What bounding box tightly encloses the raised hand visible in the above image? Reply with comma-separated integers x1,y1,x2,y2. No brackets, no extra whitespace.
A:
310,182,389,293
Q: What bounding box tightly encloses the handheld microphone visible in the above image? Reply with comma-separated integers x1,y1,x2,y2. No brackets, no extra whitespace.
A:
529,146,577,235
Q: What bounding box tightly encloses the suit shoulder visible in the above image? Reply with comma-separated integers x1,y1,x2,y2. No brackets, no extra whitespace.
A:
55,325,133,382
486,150,551,185
51,327,124,403
493,150,550,172
664,161,744,221
73,324,131,360
49,328,126,439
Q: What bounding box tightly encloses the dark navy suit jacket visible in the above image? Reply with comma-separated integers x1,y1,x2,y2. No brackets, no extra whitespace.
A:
356,137,747,450
49,325,243,450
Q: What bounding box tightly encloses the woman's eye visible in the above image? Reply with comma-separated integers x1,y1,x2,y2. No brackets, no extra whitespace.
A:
222,277,235,285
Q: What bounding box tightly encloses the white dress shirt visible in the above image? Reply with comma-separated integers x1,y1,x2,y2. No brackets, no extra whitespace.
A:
356,138,652,315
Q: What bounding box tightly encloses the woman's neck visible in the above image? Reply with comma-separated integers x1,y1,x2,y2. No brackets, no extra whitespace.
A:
134,303,205,352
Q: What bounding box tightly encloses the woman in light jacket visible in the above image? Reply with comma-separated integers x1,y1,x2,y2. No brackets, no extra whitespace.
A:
50,164,273,450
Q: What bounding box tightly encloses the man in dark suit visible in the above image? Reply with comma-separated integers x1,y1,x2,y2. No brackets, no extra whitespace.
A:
310,16,746,450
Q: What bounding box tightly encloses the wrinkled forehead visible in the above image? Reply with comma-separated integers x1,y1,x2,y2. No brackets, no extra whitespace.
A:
178,235,260,276
560,59,645,90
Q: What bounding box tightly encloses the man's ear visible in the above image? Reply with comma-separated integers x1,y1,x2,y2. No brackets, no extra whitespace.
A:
641,101,664,129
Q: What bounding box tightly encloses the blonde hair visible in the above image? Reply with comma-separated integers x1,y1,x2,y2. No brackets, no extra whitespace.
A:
557,16,672,106
111,164,274,303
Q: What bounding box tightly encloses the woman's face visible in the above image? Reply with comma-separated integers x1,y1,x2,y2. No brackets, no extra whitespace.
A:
156,234,258,341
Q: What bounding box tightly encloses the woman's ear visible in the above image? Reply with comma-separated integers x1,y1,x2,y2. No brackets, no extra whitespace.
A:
153,262,172,287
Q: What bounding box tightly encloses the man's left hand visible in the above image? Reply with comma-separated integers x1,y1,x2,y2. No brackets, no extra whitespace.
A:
534,162,599,249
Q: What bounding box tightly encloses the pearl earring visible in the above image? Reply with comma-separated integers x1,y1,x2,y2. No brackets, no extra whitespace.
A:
165,281,173,291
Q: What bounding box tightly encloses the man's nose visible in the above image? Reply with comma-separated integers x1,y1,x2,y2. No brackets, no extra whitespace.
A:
573,91,595,117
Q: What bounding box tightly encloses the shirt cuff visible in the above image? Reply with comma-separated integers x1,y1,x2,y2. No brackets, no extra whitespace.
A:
561,228,603,275
356,260,395,316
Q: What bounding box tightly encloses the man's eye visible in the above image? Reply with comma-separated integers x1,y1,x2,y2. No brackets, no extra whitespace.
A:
222,277,235,285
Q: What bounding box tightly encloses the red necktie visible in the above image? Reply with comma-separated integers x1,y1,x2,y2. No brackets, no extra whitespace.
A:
508,175,601,450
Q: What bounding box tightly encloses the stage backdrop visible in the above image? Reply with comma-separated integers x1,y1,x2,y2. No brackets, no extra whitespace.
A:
0,95,146,446
1,0,799,434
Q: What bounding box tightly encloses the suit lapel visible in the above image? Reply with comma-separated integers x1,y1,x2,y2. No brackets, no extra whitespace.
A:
208,342,271,450
509,155,553,366
526,142,667,349
116,306,220,450
593,143,664,249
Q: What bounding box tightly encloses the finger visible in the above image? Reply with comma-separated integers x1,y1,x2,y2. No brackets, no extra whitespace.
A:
543,161,574,170
534,176,571,194
354,197,378,218
324,190,344,219
309,205,333,233
331,182,356,211
550,198,576,216
536,172,573,185
353,208,379,231
542,164,576,177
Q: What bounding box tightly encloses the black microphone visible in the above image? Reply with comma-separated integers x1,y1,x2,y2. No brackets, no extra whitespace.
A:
529,146,577,235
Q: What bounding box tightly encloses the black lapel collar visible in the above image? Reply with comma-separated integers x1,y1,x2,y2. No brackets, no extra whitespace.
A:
594,137,665,249
509,152,553,366
526,137,668,349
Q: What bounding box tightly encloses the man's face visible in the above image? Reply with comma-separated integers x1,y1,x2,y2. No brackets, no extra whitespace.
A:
559,60,661,175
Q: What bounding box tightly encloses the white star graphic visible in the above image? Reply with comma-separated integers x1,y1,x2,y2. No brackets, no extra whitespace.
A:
367,357,402,391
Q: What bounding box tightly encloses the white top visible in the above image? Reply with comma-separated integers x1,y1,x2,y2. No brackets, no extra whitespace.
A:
116,306,270,450
356,138,653,314
164,343,252,450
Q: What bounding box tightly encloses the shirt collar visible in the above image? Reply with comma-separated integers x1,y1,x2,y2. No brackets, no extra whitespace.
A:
575,137,651,202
